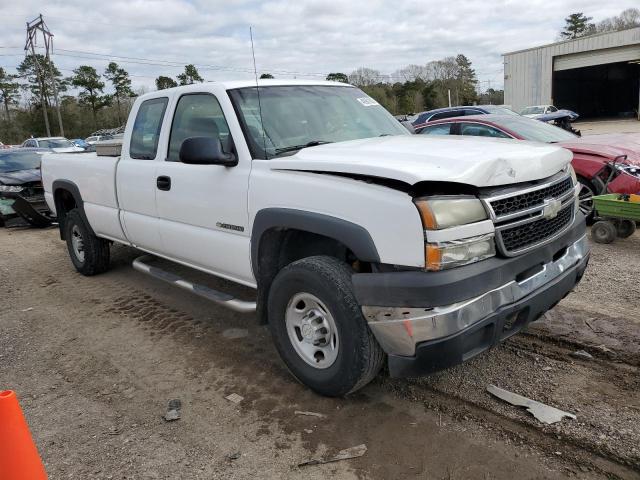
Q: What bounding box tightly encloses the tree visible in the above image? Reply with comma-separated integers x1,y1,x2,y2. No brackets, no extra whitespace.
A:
477,88,504,106
16,54,67,109
177,64,204,85
71,65,109,128
259,73,274,79
455,54,478,105
104,62,134,124
348,67,383,87
0,68,20,121
560,13,595,39
596,8,640,33
155,76,178,90
326,72,348,83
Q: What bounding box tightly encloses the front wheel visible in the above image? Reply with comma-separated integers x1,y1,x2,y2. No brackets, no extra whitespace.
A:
267,256,384,397
577,178,596,223
64,209,111,275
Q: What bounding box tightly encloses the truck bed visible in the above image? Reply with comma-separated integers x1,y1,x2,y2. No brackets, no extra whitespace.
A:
42,151,128,243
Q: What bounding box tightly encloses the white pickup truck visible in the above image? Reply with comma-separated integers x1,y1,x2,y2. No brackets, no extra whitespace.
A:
42,80,589,396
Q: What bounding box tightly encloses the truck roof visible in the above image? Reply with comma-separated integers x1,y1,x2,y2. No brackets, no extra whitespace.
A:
140,79,354,100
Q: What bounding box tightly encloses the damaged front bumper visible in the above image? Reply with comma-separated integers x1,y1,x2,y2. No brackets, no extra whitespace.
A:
0,191,52,227
359,229,589,378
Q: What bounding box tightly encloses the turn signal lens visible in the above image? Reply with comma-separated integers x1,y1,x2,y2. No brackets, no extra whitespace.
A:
425,234,496,271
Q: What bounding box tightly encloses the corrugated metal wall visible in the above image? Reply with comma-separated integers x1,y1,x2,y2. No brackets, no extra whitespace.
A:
504,27,640,112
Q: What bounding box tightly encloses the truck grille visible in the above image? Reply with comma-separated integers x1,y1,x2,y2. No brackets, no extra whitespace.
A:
490,177,573,218
483,173,576,256
499,204,574,253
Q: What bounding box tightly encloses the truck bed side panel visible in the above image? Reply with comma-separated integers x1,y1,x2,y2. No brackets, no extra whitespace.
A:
42,152,127,243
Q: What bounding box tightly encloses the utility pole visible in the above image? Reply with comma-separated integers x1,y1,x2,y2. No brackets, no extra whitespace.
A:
25,14,64,137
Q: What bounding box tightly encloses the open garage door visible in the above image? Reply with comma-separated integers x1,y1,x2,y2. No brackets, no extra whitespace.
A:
553,61,640,119
554,45,640,71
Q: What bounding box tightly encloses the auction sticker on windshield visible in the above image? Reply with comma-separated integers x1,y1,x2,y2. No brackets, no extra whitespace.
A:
357,97,379,106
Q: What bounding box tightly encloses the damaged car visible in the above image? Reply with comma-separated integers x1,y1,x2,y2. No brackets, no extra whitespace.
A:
0,148,53,228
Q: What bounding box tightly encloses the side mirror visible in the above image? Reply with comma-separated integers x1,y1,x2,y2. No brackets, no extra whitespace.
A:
179,137,237,166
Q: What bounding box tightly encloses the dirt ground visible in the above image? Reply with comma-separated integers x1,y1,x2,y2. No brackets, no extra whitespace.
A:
1,226,639,480
576,119,640,136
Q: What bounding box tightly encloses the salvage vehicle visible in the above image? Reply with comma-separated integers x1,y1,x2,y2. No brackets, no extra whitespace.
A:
415,114,640,220
0,148,52,227
42,80,589,396
410,105,518,126
521,105,580,135
21,137,84,153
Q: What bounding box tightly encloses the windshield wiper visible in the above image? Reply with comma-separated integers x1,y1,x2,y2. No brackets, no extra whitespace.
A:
274,140,332,156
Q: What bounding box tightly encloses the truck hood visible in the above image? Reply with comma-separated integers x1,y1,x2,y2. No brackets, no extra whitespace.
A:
269,136,572,187
0,168,41,185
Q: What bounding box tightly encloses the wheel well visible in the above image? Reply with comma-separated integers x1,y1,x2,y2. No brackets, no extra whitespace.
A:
53,188,78,239
254,228,370,324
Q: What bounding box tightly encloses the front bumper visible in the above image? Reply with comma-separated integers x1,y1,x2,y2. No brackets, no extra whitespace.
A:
361,233,589,378
0,192,52,227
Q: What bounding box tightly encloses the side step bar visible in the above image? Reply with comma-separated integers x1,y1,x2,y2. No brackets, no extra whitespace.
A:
132,255,257,313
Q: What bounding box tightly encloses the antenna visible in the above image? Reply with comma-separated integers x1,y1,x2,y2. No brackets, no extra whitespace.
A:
250,27,268,158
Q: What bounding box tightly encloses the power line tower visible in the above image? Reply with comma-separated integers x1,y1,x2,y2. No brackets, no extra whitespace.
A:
25,14,64,137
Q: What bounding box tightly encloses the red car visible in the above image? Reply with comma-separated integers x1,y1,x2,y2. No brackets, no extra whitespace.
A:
414,114,640,219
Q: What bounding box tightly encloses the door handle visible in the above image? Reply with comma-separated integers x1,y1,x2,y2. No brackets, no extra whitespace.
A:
156,176,171,191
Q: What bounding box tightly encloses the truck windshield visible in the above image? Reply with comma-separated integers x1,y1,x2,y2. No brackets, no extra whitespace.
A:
228,85,408,159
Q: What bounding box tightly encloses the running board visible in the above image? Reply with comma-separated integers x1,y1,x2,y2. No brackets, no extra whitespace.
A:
132,255,257,313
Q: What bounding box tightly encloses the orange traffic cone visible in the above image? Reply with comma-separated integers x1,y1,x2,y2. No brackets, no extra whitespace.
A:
0,390,47,480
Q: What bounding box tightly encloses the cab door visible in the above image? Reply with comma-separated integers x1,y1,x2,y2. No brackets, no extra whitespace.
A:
154,91,254,285
117,95,170,252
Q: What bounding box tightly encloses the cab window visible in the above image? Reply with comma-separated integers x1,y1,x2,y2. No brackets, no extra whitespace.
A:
167,94,231,162
129,97,168,160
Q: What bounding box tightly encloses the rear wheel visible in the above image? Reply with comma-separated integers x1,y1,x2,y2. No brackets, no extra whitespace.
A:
616,219,636,239
591,220,616,244
267,256,384,397
64,209,111,275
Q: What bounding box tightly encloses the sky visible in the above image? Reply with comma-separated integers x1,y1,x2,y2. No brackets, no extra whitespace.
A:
0,0,638,95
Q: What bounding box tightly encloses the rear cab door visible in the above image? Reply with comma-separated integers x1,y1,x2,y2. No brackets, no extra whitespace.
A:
117,92,173,252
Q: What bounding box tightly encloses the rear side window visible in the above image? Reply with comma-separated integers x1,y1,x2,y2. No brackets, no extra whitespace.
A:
460,123,511,138
167,94,231,162
419,124,452,135
430,110,464,121
129,97,168,160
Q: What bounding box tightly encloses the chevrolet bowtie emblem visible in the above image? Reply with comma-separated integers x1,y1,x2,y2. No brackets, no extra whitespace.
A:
542,199,562,219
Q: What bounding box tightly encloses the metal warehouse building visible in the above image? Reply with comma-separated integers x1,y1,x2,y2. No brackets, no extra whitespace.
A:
503,27,640,119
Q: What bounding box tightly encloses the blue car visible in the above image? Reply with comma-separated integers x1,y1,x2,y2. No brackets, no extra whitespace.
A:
411,105,518,126
70,138,89,149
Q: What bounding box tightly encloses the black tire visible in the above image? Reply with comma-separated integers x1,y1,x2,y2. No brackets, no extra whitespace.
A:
616,219,636,239
267,256,384,397
64,209,111,275
577,177,596,224
591,220,616,244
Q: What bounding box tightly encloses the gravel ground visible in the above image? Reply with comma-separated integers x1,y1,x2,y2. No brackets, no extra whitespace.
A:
1,226,639,479
576,119,640,136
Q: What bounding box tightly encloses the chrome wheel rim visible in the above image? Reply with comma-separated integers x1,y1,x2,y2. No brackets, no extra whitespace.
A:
578,183,594,217
285,292,339,369
71,225,85,263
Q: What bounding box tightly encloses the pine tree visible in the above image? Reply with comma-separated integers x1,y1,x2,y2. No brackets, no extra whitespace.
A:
560,13,595,39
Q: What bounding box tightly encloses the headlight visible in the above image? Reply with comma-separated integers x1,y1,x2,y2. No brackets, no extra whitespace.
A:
414,196,488,229
426,234,496,271
414,196,495,270
567,164,577,185
0,185,23,193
